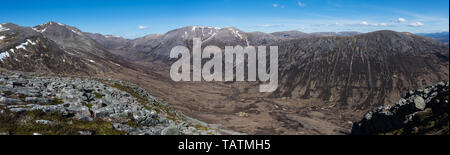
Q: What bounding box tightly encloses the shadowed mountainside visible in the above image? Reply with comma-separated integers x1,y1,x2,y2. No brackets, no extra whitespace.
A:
274,31,449,110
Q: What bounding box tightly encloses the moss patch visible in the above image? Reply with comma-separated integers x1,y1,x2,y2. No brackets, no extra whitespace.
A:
0,110,125,135
93,92,103,98
50,97,64,105
193,124,209,131
2,91,27,101
125,113,139,128
82,102,93,108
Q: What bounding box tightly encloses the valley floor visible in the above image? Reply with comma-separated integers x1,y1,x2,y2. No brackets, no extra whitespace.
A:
111,62,370,135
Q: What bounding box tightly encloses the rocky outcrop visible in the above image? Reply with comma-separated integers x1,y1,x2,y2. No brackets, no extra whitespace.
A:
351,81,449,135
0,70,232,135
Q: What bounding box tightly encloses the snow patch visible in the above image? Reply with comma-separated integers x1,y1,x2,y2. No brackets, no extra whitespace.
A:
0,24,10,32
16,43,28,50
184,31,188,38
231,29,243,39
65,51,75,55
33,27,47,33
71,29,83,36
0,51,10,61
0,36,5,40
191,26,221,32
27,39,36,45
89,59,95,63
15,39,36,50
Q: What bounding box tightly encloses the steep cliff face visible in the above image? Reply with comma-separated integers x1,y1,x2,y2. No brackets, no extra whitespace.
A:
274,31,449,109
352,81,449,135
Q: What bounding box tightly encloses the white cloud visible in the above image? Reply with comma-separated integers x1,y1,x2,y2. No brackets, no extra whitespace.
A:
396,18,406,23
273,4,279,8
351,21,388,27
298,2,306,7
138,25,149,30
409,22,424,27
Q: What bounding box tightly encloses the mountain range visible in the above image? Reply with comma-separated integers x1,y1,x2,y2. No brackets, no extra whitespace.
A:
417,32,449,44
1,22,449,135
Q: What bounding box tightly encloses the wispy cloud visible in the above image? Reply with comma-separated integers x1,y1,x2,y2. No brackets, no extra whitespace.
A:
342,21,389,27
273,4,285,8
409,22,424,27
297,2,306,7
138,25,149,30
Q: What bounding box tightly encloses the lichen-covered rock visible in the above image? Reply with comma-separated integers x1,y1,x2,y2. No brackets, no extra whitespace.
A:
352,81,449,135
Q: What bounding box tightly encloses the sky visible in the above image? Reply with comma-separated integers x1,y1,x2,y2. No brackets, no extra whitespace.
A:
1,0,448,38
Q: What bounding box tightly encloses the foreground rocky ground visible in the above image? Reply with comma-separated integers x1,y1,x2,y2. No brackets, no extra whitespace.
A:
0,70,240,135
352,81,449,135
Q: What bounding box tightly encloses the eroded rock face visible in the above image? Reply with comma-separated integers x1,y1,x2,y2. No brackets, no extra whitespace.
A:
0,70,229,135
274,30,449,110
351,81,449,135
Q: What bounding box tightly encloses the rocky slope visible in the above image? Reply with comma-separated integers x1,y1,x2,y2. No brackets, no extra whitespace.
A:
0,70,236,135
33,22,140,73
352,81,449,135
1,22,133,77
0,23,95,75
83,33,140,60
274,30,449,110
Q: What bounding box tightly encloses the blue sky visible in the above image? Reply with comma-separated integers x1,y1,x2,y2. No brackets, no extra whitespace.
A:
1,0,448,38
